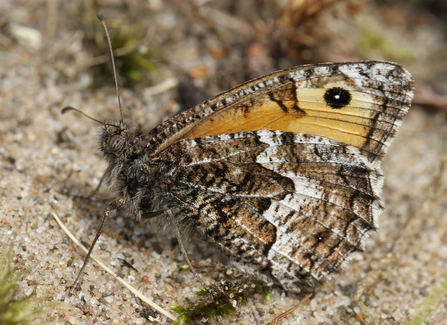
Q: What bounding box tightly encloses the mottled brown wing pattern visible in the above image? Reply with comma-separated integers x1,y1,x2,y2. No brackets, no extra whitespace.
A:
100,61,413,292
158,130,383,290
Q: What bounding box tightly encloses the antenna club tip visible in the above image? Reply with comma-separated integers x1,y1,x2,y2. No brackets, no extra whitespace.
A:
61,107,74,114
97,12,105,21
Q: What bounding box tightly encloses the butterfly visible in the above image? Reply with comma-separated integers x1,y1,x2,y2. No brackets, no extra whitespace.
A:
70,60,411,292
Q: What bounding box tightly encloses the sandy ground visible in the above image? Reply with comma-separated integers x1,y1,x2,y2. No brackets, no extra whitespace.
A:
1,1,447,324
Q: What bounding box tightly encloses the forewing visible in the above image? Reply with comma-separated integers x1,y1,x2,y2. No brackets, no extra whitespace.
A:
148,61,413,164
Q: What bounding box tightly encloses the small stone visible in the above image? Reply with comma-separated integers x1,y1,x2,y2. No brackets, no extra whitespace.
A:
98,297,107,304
347,284,357,294
9,23,42,51
339,297,351,307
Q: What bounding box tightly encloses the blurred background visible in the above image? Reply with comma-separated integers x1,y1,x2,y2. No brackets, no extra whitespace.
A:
1,1,447,324
2,0,447,119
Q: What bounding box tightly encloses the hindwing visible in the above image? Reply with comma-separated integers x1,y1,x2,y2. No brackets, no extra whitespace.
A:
157,130,383,290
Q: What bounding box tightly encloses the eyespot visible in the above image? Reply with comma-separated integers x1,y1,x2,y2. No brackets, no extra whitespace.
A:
324,87,352,109
107,134,125,152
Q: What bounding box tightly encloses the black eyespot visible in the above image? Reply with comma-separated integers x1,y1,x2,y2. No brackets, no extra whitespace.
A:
324,87,352,109
108,134,125,152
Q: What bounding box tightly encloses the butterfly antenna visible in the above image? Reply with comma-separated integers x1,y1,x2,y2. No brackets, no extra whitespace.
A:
61,106,106,125
97,12,123,124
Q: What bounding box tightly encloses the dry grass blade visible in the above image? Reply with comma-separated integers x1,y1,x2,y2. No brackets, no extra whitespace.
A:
269,293,311,325
51,211,178,322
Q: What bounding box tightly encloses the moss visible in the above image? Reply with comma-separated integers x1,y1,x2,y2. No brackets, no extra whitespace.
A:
0,249,47,325
359,27,416,61
93,19,159,86
170,278,271,324
408,271,447,325
68,6,160,88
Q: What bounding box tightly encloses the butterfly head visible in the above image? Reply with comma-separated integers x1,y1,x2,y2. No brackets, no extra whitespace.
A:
98,121,146,163
100,122,127,154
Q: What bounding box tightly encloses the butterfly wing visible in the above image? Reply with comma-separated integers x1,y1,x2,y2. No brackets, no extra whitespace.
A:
146,61,413,290
160,130,382,290
148,61,413,165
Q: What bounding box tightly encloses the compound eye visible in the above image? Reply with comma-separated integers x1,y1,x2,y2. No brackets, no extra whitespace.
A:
107,134,125,152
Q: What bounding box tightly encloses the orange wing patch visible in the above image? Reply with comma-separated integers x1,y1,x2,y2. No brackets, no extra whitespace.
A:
185,79,390,158
186,93,305,138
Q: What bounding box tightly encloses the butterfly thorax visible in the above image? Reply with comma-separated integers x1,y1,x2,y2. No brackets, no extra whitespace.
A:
99,122,178,219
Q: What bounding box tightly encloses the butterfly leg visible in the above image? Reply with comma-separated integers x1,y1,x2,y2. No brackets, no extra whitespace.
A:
70,198,125,289
88,171,107,198
141,210,166,219
142,209,218,299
